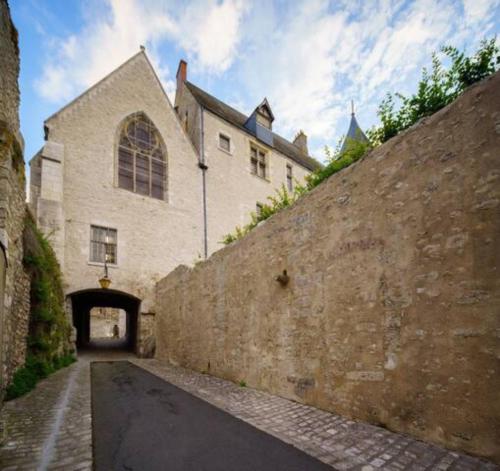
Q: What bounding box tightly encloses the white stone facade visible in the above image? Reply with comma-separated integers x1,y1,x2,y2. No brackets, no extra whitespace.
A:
175,75,313,255
30,52,203,313
30,50,315,325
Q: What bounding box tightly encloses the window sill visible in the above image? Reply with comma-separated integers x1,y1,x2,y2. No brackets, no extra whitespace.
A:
114,185,168,203
250,172,271,183
217,146,232,156
88,261,118,268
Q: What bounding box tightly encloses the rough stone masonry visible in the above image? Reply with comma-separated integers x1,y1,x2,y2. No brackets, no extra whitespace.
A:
155,71,500,463
0,0,31,392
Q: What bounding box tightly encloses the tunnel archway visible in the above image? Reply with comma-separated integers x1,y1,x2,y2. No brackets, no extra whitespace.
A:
69,288,141,352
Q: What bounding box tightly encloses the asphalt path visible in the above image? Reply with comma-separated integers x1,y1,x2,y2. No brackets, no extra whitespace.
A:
91,361,333,471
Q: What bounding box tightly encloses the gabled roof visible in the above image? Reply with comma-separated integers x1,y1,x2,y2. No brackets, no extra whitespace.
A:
44,50,171,126
254,98,274,121
184,81,321,171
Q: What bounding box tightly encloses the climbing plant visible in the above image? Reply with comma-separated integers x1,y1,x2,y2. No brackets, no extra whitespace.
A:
5,217,75,401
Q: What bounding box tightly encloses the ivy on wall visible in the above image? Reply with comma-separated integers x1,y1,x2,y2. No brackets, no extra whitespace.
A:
5,216,75,400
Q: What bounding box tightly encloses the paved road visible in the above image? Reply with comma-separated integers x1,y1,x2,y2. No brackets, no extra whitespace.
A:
1,354,497,470
91,361,333,471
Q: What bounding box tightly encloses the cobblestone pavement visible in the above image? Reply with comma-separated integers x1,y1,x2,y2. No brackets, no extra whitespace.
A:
0,353,497,470
132,359,499,471
0,350,133,470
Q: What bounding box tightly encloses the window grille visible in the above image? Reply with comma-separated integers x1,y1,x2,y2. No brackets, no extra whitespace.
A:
90,226,117,264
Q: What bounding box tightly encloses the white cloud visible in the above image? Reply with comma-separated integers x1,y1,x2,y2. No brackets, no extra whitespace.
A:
175,0,248,73
34,0,499,161
463,0,500,24
35,0,247,103
230,0,499,160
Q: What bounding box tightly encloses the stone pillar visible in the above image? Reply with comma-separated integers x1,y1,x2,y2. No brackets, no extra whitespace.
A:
30,141,65,269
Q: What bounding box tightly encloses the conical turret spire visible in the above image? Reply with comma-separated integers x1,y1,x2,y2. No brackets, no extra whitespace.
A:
340,101,369,154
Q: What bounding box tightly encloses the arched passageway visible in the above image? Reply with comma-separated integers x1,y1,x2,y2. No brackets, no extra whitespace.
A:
69,289,141,352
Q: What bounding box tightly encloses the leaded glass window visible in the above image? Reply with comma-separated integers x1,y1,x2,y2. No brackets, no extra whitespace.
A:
118,113,167,200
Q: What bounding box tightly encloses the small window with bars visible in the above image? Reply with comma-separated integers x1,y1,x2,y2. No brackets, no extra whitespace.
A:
90,226,117,264
286,164,293,191
219,134,231,153
250,146,267,179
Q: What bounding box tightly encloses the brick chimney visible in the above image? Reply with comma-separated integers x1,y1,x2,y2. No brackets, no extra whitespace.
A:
293,130,308,155
175,60,187,108
176,59,187,88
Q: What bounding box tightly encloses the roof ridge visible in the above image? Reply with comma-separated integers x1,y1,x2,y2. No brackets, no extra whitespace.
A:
185,81,248,121
184,81,320,170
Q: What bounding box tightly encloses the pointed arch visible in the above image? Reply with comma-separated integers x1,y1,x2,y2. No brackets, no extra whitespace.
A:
117,112,167,200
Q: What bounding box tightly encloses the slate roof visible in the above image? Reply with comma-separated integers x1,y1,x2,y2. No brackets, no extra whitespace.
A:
184,81,321,171
340,112,369,154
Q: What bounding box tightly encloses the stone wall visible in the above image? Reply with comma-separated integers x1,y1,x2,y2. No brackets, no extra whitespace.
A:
156,72,500,462
0,0,19,135
0,0,31,392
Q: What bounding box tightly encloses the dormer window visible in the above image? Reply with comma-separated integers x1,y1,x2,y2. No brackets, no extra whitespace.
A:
256,109,272,129
255,99,274,130
244,98,275,146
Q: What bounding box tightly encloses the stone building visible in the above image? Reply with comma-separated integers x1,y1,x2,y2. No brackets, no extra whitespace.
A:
29,50,319,355
174,61,319,255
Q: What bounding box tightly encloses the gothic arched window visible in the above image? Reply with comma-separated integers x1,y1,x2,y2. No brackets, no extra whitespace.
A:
117,113,167,200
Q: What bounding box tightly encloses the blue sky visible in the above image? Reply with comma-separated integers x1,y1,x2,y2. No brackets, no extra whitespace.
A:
10,0,500,163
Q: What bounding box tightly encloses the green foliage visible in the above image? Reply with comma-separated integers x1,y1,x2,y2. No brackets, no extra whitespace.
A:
369,37,499,145
221,139,372,244
23,218,69,359
305,139,370,191
4,218,75,401
5,354,76,401
239,380,247,387
221,37,499,245
221,183,305,244
4,365,38,400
